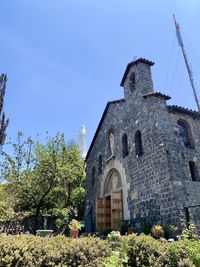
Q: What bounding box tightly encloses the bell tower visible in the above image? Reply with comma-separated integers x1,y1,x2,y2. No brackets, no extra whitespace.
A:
120,58,155,101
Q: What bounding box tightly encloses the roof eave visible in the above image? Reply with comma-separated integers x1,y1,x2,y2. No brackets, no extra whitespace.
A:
167,105,200,119
143,92,171,100
85,99,125,162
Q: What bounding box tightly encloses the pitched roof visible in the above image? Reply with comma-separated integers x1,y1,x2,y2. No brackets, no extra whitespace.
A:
85,99,125,161
120,58,155,87
168,105,200,119
143,92,171,100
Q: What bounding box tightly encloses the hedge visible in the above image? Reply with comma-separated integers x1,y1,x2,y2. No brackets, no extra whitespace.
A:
0,234,200,267
118,234,198,267
0,235,111,267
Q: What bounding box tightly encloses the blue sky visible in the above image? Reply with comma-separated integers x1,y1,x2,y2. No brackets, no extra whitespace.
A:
0,0,200,149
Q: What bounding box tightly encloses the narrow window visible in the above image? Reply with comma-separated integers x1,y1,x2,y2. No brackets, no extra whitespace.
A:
98,155,103,175
129,72,136,92
177,120,193,149
122,134,128,158
92,167,96,185
135,130,143,157
189,161,199,181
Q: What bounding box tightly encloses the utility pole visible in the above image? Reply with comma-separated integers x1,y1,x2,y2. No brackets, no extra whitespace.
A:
173,15,200,112
0,74,9,148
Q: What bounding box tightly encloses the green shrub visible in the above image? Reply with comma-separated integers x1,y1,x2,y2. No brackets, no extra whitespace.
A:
157,241,193,267
151,225,164,239
100,252,124,267
0,235,68,266
58,237,111,267
117,234,197,267
163,224,178,239
99,227,113,236
0,234,199,267
0,235,111,267
107,231,121,242
141,218,152,235
182,223,196,240
118,234,161,267
177,258,195,267
184,239,200,267
116,220,128,235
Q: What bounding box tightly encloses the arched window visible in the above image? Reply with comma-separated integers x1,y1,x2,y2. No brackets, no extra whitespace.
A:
189,161,199,181
129,72,136,92
135,130,143,157
177,120,193,149
122,134,128,158
98,155,103,175
91,167,96,185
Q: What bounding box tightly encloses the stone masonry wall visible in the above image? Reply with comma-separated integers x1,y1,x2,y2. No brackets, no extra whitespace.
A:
166,112,200,233
85,60,200,233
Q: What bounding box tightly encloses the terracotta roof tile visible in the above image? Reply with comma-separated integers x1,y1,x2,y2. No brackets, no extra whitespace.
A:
143,92,171,100
168,105,200,119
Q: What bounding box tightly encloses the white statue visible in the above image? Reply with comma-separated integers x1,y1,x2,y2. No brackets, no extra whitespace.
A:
112,171,118,189
77,125,87,158
109,132,114,155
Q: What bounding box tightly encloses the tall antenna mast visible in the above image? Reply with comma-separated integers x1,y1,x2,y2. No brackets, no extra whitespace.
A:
173,14,200,112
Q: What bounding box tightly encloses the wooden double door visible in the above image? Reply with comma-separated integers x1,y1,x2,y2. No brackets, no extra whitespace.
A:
96,190,123,231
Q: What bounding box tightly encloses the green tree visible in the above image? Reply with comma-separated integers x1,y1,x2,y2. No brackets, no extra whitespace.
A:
0,184,15,223
2,132,85,234
0,74,9,146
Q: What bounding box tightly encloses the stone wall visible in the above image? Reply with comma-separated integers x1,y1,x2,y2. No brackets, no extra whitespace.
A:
85,59,200,234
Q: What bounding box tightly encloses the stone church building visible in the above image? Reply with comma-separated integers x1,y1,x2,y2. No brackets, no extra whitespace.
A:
85,58,200,234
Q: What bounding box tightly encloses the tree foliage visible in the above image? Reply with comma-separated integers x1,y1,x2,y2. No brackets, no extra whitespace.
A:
1,132,85,233
0,184,15,223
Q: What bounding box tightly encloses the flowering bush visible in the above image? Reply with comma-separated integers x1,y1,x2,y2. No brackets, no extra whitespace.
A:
0,235,111,267
100,252,124,267
151,225,164,239
107,231,121,242
118,234,161,266
0,232,199,266
182,223,196,240
118,234,196,267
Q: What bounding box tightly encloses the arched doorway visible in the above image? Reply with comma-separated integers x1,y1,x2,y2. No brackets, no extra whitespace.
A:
96,169,123,231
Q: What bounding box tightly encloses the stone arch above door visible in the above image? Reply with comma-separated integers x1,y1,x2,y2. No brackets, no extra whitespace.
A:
104,169,122,195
